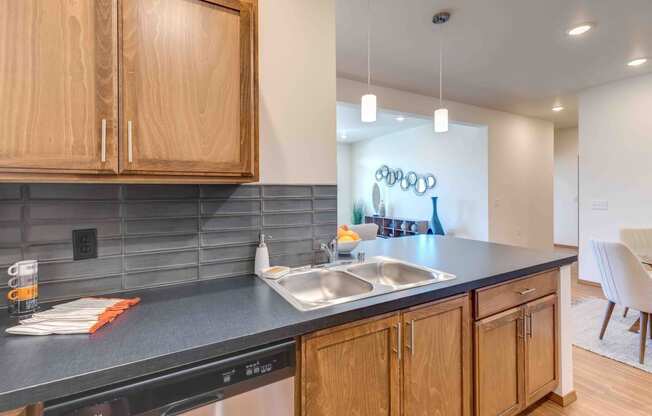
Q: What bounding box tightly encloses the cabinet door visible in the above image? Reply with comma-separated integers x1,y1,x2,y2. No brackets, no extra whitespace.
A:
300,314,400,416
402,295,472,416
474,306,525,416
524,294,559,406
0,0,118,173
120,0,257,178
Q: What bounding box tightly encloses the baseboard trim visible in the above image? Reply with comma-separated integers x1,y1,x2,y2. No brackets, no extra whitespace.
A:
577,278,601,288
554,244,578,250
548,390,578,407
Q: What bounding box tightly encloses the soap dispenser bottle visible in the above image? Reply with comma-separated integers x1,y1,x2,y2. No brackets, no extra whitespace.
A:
255,234,270,277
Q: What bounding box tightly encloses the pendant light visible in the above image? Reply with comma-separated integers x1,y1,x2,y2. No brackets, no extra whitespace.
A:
361,0,376,123
433,12,450,133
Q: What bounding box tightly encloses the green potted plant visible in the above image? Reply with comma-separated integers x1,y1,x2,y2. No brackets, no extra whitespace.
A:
352,201,365,225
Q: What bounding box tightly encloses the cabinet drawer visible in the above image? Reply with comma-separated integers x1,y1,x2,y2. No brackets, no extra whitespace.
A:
474,269,558,319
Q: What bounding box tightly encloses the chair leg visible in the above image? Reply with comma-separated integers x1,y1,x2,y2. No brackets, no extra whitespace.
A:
600,301,616,340
624,307,629,318
649,314,652,339
640,312,649,364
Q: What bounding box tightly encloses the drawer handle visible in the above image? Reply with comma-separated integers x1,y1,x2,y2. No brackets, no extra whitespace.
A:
518,288,536,295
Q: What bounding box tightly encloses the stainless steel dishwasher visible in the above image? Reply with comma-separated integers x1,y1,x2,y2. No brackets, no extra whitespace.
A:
43,340,295,416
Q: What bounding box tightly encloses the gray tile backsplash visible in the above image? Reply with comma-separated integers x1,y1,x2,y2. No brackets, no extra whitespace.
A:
0,184,337,308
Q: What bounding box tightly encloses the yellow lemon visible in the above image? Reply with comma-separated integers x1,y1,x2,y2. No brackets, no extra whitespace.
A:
349,231,360,241
338,235,354,242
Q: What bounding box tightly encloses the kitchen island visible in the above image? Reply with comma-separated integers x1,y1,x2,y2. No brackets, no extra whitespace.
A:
0,235,576,413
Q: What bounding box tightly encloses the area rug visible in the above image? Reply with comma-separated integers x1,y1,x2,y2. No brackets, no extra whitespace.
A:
573,298,652,372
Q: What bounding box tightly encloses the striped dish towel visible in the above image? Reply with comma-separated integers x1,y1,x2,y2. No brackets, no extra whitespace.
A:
5,297,140,335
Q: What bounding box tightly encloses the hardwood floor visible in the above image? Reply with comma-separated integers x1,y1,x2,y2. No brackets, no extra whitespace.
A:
524,262,652,415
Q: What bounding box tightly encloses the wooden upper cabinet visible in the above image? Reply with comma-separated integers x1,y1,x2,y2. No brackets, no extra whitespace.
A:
300,314,400,416
402,295,472,416
474,306,525,416
524,294,559,406
0,0,118,173
120,0,258,178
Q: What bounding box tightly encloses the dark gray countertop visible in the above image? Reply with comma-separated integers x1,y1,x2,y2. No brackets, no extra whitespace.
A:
0,235,576,411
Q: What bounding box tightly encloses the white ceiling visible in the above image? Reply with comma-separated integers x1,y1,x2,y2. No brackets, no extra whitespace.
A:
337,102,430,142
336,0,652,128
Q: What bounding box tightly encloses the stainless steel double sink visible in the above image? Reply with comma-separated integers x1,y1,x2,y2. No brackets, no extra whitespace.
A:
261,256,456,311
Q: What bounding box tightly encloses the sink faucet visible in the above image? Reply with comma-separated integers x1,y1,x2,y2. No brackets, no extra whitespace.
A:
320,238,338,263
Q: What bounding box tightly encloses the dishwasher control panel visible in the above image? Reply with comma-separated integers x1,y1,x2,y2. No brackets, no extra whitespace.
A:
218,349,288,387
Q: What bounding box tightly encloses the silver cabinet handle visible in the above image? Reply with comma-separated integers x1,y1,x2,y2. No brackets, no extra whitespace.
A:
518,316,525,339
395,324,402,361
127,120,133,163
405,320,415,354
410,320,415,354
518,288,536,295
101,119,107,162
527,313,533,338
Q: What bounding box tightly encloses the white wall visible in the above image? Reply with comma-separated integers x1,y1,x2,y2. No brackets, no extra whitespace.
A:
337,78,554,249
579,73,652,283
258,0,336,184
337,143,352,225
554,128,578,246
349,123,489,240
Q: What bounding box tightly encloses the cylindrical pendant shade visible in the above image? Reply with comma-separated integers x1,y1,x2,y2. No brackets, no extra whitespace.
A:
434,108,448,133
361,94,377,123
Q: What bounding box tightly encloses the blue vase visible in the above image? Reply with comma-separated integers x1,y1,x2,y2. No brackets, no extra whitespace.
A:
430,197,445,235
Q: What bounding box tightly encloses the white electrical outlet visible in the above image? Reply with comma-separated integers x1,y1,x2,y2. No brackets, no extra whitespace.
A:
591,200,608,211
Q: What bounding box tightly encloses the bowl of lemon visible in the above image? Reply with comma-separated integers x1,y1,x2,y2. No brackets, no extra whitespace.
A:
337,225,361,253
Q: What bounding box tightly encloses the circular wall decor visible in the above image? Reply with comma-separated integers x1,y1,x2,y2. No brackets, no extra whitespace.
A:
380,165,390,177
414,176,428,195
406,171,418,186
394,168,404,181
375,168,384,182
386,170,397,187
372,183,381,213
399,177,410,191
425,173,437,189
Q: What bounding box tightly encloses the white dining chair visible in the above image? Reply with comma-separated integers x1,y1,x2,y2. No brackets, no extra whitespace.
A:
620,228,652,259
349,223,379,241
592,240,652,364
620,228,652,317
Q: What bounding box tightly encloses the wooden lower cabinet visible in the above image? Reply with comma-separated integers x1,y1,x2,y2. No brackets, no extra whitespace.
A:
524,295,559,406
300,313,401,416
402,295,472,416
474,307,525,416
474,294,559,416
299,294,472,416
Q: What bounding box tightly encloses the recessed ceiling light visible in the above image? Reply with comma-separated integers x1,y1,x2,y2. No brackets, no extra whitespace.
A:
567,24,592,36
552,106,564,112
395,116,406,122
627,58,648,67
